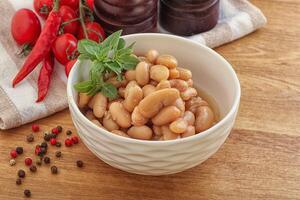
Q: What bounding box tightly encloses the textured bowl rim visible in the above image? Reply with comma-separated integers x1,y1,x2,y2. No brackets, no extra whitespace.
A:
67,33,241,145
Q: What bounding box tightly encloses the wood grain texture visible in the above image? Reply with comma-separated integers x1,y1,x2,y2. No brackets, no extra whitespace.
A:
218,0,300,136
1,0,300,199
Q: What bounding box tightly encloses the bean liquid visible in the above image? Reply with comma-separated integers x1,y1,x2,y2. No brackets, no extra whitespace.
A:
195,86,220,123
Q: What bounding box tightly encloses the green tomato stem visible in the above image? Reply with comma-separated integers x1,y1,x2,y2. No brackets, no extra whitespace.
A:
79,0,89,39
53,0,60,12
61,18,81,26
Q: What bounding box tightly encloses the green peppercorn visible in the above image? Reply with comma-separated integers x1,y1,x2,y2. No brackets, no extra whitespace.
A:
51,166,58,174
37,152,43,157
76,160,84,168
16,147,23,155
36,159,42,166
66,130,72,135
24,189,31,198
26,134,34,142
55,142,61,147
29,165,37,173
16,178,22,185
18,169,26,178
43,157,50,164
55,151,62,158
57,125,63,133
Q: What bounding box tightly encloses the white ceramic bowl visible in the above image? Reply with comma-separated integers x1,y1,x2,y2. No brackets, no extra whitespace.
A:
67,33,241,175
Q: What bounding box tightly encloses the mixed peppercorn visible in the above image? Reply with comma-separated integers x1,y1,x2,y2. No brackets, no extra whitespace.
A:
9,124,84,198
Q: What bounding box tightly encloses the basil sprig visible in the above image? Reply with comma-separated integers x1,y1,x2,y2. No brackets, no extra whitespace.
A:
74,30,139,100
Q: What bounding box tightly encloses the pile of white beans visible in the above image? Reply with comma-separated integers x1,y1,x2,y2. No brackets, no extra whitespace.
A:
78,49,216,141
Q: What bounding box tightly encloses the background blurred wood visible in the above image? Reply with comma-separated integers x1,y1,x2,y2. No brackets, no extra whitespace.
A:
0,0,299,199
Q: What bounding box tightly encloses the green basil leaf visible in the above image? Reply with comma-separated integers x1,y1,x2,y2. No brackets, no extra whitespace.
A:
87,85,101,96
90,62,105,87
92,60,105,74
77,39,101,60
127,42,135,50
116,74,124,81
78,54,91,60
116,42,135,57
118,55,139,70
96,46,110,60
101,83,118,101
105,62,122,75
116,47,132,57
74,30,141,100
117,38,125,50
101,30,122,50
89,69,98,84
74,80,93,93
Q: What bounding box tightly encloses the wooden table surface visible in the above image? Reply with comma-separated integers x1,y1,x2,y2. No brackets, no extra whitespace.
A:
1,0,300,199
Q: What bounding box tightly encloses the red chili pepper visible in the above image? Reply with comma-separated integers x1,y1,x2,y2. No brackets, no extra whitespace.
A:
36,53,54,102
12,0,61,87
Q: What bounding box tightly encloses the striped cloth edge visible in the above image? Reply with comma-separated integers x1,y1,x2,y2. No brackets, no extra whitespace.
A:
0,0,68,130
0,0,266,130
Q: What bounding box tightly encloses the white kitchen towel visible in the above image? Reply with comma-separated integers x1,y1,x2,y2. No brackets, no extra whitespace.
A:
0,0,266,130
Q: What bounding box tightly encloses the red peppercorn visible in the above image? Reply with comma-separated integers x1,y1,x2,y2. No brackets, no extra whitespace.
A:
71,136,79,144
65,138,73,147
10,150,17,158
24,157,32,166
35,146,41,155
50,138,57,145
32,124,40,132
51,127,59,135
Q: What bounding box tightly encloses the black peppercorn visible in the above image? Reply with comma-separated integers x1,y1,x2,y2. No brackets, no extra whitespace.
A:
26,134,34,142
51,166,58,174
44,133,51,142
57,125,63,133
43,156,50,164
76,160,84,168
50,133,57,139
29,165,37,173
24,189,31,198
66,130,72,135
55,151,62,158
40,147,47,155
55,142,61,147
16,178,22,185
41,142,48,148
18,169,26,178
16,147,23,155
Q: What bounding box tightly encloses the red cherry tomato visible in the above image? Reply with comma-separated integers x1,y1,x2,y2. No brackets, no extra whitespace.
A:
78,22,106,43
33,0,53,19
65,59,77,77
60,0,79,10
86,0,94,11
52,33,78,65
59,5,79,35
11,9,41,46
